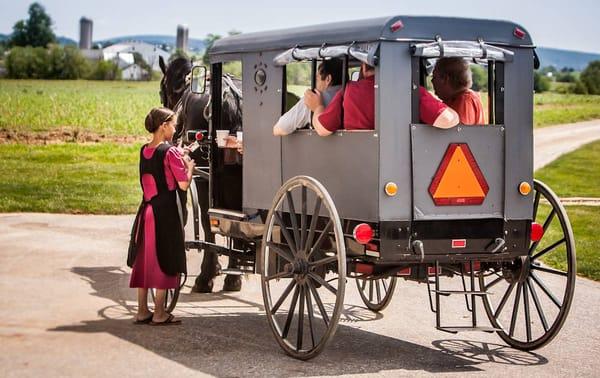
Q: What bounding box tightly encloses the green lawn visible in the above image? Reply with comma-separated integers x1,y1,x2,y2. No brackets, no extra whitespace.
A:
534,92,600,127
535,140,600,280
0,79,160,136
0,143,140,214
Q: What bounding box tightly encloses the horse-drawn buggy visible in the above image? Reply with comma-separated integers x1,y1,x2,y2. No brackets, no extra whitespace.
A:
160,15,576,360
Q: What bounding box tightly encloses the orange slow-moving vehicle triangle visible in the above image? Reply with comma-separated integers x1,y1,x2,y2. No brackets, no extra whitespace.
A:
429,143,489,206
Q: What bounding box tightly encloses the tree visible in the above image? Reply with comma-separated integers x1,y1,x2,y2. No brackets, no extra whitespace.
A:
534,71,551,93
202,33,222,65
580,60,600,95
10,2,56,47
470,64,487,91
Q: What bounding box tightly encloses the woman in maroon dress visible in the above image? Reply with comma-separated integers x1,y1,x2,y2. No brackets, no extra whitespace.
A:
127,107,194,325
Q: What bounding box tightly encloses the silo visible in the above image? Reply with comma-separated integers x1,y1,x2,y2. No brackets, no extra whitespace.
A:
176,24,189,52
79,17,93,50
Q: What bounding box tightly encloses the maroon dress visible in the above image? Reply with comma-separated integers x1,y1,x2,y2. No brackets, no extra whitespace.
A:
129,143,189,289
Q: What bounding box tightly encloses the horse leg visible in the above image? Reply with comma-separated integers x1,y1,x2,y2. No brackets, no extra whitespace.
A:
223,239,243,292
192,178,219,293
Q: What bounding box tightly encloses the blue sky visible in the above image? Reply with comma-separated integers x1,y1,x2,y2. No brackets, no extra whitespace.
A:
2,0,599,53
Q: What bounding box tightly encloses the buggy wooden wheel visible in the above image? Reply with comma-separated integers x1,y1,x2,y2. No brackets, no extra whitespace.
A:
261,176,346,360
150,273,185,313
479,180,576,350
356,276,397,312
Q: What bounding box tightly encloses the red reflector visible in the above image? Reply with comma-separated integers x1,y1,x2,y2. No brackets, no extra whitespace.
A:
464,261,481,273
531,222,544,242
195,131,204,141
452,239,467,249
514,27,526,39
397,267,411,276
356,263,373,275
366,242,378,251
353,223,374,244
427,266,441,276
390,20,404,32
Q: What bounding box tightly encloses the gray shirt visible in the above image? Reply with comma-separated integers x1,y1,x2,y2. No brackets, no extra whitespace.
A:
274,85,341,135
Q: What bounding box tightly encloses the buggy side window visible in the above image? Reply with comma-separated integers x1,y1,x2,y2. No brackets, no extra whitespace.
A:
283,61,312,114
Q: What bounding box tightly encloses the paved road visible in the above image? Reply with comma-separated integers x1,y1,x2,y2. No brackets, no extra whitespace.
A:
1,121,600,377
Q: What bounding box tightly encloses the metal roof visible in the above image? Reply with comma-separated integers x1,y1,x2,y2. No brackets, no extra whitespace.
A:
209,16,533,56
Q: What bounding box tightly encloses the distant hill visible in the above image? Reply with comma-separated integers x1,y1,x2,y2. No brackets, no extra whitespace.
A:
94,35,206,53
0,33,76,46
536,47,600,71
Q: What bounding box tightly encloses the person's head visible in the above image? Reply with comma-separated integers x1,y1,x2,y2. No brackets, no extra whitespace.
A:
360,63,375,79
432,57,472,101
315,58,347,92
145,107,177,141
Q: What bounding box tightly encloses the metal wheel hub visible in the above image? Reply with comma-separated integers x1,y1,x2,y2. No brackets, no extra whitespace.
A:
502,256,531,284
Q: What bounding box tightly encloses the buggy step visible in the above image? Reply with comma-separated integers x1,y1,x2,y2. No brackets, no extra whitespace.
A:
432,290,490,296
221,268,252,275
436,326,502,334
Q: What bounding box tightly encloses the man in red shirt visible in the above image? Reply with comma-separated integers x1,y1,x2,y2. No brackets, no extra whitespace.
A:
432,57,487,125
304,63,458,136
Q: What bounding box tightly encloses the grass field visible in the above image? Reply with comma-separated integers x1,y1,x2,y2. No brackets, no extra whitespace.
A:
0,80,159,136
0,143,140,214
535,140,600,280
2,80,600,136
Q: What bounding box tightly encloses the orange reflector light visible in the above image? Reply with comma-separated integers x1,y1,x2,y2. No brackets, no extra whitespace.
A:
210,219,219,227
531,222,544,242
429,143,489,206
353,223,374,244
519,181,531,195
384,182,398,196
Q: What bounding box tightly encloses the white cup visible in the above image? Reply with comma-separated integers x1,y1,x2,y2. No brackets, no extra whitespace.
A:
216,130,229,147
236,131,243,143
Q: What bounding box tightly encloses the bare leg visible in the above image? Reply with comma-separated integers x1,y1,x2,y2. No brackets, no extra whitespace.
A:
152,289,175,323
136,288,152,321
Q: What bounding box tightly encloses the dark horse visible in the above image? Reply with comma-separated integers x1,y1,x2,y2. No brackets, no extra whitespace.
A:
159,56,243,292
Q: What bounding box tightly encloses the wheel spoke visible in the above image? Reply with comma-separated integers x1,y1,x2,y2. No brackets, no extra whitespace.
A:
360,279,366,291
542,209,556,232
308,272,337,295
266,241,294,263
382,278,388,293
531,272,562,308
368,280,374,302
485,275,504,291
308,219,333,259
300,186,307,252
532,190,541,221
531,265,568,277
270,280,297,314
531,238,566,261
285,192,301,252
305,285,316,348
494,281,516,318
527,278,549,332
375,280,382,303
297,284,305,351
282,285,300,339
307,280,329,326
509,282,523,337
273,211,298,255
266,270,293,281
523,283,532,342
304,198,322,254
309,255,337,267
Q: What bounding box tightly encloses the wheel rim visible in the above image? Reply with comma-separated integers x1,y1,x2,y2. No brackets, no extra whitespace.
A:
356,276,397,312
479,180,576,350
261,176,346,360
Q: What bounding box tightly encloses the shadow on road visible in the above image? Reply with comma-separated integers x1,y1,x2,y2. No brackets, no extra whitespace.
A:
50,266,546,376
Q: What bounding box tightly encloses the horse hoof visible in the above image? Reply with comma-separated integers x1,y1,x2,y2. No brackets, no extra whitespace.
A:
223,276,242,292
192,278,214,293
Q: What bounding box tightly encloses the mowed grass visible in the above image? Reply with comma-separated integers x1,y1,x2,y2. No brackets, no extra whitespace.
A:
535,140,600,280
534,92,600,127
0,143,141,214
0,79,160,136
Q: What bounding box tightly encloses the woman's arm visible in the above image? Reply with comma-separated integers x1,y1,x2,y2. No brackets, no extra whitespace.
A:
177,157,194,191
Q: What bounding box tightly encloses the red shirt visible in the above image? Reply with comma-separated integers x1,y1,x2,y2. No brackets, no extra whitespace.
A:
445,89,487,125
419,87,448,125
318,76,375,132
319,80,450,130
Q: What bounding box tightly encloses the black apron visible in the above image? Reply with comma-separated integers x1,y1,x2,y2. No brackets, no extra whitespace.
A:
127,143,187,276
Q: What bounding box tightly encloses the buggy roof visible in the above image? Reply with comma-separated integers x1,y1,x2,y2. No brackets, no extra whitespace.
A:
209,15,533,57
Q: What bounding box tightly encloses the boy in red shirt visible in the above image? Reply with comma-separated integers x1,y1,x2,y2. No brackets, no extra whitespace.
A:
304,63,458,135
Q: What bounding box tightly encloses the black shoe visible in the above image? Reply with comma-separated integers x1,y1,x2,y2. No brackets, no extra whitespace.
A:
223,275,242,292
